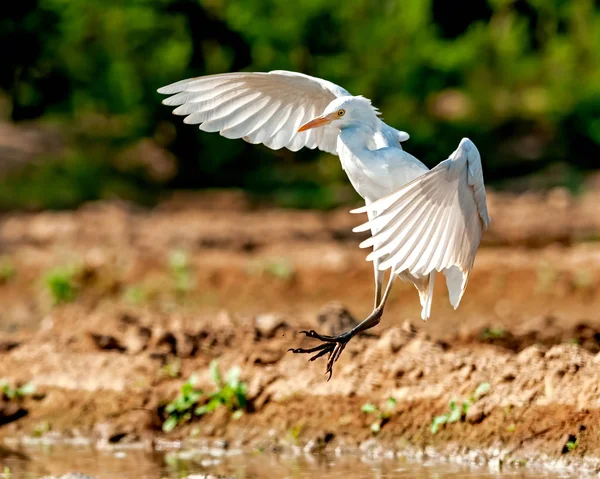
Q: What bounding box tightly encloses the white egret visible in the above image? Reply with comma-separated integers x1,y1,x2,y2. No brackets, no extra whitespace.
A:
158,70,490,379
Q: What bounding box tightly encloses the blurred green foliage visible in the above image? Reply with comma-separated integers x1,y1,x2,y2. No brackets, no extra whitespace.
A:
44,266,79,305
1,0,599,209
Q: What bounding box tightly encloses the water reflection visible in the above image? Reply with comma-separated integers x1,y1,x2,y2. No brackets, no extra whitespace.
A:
1,444,566,479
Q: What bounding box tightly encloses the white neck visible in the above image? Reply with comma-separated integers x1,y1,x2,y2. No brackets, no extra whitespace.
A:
338,123,379,155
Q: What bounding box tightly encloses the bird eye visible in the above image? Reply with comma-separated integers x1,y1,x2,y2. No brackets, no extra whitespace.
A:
337,109,345,117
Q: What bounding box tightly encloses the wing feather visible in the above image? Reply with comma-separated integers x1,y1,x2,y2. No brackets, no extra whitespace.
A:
355,138,490,309
183,92,264,126
199,96,272,133
159,71,351,155
263,104,298,149
218,98,281,139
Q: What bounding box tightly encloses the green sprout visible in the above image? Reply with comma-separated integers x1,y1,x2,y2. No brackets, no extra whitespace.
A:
431,400,470,435
563,435,580,453
470,382,490,402
44,267,78,305
195,361,247,419
122,284,148,305
566,438,579,452
1,379,36,401
169,250,193,296
361,397,397,433
287,423,303,444
536,261,559,293
247,257,295,281
32,421,52,437
571,269,593,290
162,361,248,433
0,257,15,283
161,358,182,379
431,382,490,435
481,327,506,340
264,258,295,280
162,375,203,433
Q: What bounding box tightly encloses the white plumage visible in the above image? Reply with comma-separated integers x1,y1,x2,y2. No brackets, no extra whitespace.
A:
158,71,409,155
159,69,490,376
159,71,348,154
352,138,490,318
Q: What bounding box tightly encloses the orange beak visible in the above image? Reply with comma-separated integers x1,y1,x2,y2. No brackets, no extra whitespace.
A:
298,114,333,132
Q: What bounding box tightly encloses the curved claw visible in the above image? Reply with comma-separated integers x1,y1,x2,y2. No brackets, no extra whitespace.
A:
325,342,346,381
288,342,330,355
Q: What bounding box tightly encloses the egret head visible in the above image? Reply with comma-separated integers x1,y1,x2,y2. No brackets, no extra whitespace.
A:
298,96,379,132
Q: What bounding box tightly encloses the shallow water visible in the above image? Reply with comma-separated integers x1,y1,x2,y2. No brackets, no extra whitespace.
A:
1,444,570,479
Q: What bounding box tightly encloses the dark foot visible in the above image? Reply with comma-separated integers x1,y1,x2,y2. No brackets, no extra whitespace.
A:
288,330,351,380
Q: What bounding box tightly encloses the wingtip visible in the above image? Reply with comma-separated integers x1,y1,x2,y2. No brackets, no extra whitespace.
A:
157,80,190,95
157,85,172,95
358,238,374,249
352,223,371,233
349,206,367,214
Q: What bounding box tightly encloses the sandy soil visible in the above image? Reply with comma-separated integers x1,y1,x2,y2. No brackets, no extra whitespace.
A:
2,189,600,473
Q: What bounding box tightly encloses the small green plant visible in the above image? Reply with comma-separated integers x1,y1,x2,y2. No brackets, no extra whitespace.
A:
264,258,294,280
0,257,15,283
431,382,490,435
431,400,469,435
571,270,594,290
287,423,303,444
32,421,52,437
44,267,78,304
247,257,295,281
122,285,148,305
565,437,579,452
536,261,559,293
162,361,248,433
361,397,397,433
470,382,490,402
481,327,506,340
195,361,247,419
161,358,182,379
1,379,35,401
3,466,11,479
507,424,516,432
169,250,193,296
162,375,203,433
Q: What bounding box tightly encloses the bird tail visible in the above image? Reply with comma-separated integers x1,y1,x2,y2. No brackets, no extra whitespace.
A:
414,272,436,321
443,265,469,309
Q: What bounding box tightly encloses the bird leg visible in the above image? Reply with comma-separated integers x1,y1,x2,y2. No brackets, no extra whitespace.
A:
373,259,384,308
289,272,396,380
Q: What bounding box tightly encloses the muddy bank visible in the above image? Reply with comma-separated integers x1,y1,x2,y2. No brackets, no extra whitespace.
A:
1,194,600,474
3,310,600,473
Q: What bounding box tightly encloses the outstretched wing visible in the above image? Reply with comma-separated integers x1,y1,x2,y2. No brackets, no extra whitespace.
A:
158,70,351,155
352,138,490,309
